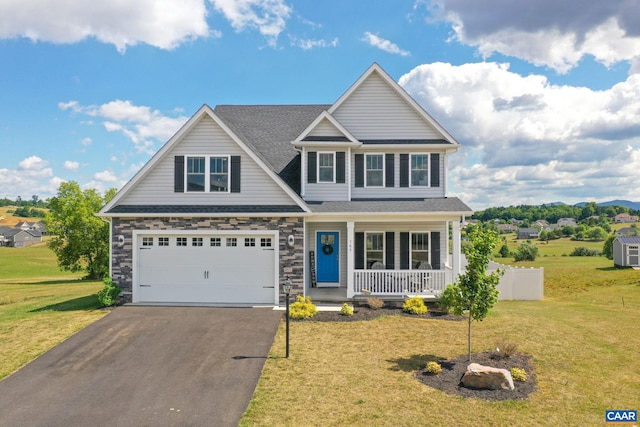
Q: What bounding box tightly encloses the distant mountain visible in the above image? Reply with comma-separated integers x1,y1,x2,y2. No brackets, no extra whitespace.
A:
574,200,640,210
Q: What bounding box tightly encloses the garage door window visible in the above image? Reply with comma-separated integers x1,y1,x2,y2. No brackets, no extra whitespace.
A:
192,237,203,246
226,238,237,247
244,238,256,247
159,237,169,246
177,237,187,246
142,237,153,246
260,238,272,247
210,237,221,247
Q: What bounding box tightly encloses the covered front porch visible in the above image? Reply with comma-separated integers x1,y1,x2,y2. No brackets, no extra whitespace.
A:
304,213,464,302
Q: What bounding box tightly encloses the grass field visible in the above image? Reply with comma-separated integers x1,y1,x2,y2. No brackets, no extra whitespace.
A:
241,237,640,426
0,241,107,379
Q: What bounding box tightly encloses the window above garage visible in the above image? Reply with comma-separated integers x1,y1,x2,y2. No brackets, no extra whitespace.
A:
174,155,241,193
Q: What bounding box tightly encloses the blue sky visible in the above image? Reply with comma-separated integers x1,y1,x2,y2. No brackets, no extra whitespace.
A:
1,0,639,210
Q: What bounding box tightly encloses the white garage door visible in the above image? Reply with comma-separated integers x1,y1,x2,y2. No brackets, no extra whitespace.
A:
135,232,277,304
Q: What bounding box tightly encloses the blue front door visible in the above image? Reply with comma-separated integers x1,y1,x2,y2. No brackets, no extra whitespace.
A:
317,231,339,283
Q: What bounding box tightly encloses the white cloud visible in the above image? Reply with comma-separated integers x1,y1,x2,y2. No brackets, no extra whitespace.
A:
0,0,212,52
64,160,80,171
428,0,640,73
94,170,118,183
0,157,58,199
362,32,410,56
400,62,640,208
290,36,338,50
210,0,292,47
59,99,188,154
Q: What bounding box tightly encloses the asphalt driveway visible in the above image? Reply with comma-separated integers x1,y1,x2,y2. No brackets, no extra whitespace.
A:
0,306,282,427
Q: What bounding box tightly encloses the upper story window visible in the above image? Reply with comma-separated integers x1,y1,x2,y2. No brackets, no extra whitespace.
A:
366,154,384,187
318,152,335,183
411,154,429,187
186,155,230,193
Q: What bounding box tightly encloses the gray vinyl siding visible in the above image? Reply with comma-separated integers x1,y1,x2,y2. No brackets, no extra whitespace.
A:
120,116,295,206
351,149,446,199
303,149,349,201
306,222,348,288
308,118,344,137
332,72,441,140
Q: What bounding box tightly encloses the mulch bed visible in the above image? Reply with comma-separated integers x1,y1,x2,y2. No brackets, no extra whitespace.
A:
295,303,465,322
295,305,536,401
416,351,536,401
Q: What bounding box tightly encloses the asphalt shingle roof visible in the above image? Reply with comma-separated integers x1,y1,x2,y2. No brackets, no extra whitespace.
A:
106,205,305,214
306,197,472,214
214,104,331,193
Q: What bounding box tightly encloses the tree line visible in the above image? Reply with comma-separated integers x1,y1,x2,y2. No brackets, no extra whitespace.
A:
473,202,639,223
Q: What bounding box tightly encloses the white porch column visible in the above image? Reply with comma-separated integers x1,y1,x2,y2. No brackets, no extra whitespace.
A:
452,219,462,277
346,221,355,298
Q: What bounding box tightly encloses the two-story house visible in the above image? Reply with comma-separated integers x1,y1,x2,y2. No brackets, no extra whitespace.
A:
98,63,472,305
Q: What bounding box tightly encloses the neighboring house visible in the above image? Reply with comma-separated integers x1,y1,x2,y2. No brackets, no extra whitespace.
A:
16,221,47,235
557,218,577,227
0,227,42,247
615,213,639,223
497,224,517,233
533,220,549,229
615,227,638,236
613,236,640,267
517,228,540,240
98,63,473,305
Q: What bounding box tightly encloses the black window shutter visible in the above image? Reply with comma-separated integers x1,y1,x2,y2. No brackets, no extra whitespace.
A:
230,156,241,193
385,153,394,188
355,232,365,269
400,154,409,187
354,154,364,188
307,151,317,184
430,153,440,188
431,232,441,270
174,156,184,193
336,152,346,183
385,232,395,269
400,232,409,269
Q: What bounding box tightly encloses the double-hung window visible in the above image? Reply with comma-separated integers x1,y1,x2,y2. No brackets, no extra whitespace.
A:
410,154,429,187
209,157,229,192
318,152,335,183
186,155,230,192
186,157,206,191
366,232,384,269
365,154,384,187
411,232,430,269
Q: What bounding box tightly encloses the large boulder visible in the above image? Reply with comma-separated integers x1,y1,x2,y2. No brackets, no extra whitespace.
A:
461,363,515,390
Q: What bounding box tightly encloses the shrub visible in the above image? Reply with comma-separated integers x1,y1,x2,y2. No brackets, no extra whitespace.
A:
510,367,527,382
425,361,442,375
339,303,354,316
97,277,121,307
366,297,384,310
498,244,511,258
513,241,539,262
289,295,318,320
492,340,518,358
402,297,427,315
570,246,601,256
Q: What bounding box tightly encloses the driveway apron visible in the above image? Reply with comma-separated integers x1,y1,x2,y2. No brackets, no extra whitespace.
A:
0,306,282,427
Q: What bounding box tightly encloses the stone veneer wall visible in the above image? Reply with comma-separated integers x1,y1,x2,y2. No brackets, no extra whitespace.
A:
111,216,304,304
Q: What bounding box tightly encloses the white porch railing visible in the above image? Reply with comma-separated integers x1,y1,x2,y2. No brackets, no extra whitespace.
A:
353,269,454,296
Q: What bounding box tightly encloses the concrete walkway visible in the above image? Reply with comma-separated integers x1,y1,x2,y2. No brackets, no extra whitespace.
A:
0,306,282,427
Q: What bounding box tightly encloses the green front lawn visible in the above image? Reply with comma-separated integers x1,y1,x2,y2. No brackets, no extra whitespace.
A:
0,244,107,379
242,253,640,426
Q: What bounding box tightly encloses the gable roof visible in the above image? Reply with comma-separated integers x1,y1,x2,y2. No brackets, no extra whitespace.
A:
328,63,459,146
292,111,360,146
100,105,312,215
